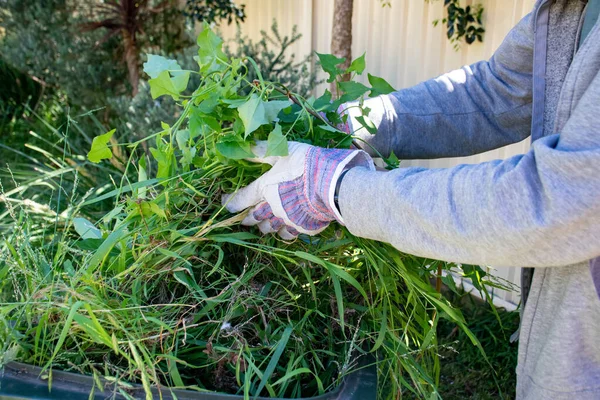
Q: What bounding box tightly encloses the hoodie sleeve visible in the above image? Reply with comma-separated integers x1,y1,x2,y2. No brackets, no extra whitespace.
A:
339,67,600,268
345,8,536,159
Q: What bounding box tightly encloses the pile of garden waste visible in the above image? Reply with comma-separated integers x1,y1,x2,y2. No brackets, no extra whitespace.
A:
0,29,490,399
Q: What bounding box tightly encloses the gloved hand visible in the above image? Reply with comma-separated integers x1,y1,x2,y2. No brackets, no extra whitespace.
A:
222,141,375,239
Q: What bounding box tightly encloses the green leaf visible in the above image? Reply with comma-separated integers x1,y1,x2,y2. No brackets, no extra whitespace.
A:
368,73,396,97
175,130,196,166
313,90,333,112
264,100,292,122
87,129,115,163
44,301,84,371
384,150,400,169
255,326,293,397
197,27,227,74
150,202,167,220
137,158,147,199
143,54,181,79
73,218,102,240
442,274,458,293
150,147,173,179
338,81,370,103
265,125,288,157
347,53,366,75
316,53,346,83
236,94,268,138
149,70,190,101
216,139,255,159
355,115,378,135
86,225,126,273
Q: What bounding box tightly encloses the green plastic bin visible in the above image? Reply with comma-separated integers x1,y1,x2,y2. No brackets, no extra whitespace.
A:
0,361,377,400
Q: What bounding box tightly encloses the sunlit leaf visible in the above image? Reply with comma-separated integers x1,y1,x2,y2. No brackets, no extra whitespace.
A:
216,139,255,159
197,27,228,74
265,124,288,157
143,54,181,79
368,73,396,97
316,53,345,83
87,129,115,163
347,53,366,75
338,81,370,103
236,94,267,138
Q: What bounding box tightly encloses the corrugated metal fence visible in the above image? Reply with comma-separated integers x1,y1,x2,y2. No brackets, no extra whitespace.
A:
215,0,538,308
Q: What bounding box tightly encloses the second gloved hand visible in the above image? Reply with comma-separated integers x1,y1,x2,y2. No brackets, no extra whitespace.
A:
222,141,375,239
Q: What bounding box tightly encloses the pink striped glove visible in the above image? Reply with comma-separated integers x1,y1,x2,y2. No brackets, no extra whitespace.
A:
222,141,375,239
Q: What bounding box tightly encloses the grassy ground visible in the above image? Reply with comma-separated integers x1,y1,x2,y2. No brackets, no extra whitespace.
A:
433,292,520,399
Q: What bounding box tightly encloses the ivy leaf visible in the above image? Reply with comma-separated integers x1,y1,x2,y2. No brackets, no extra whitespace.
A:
355,115,378,135
216,139,255,159
143,54,181,79
197,27,227,74
265,124,288,157
149,70,190,100
346,53,366,75
87,129,115,163
368,73,396,97
338,81,370,103
264,100,292,122
384,151,400,169
236,94,268,138
316,53,346,83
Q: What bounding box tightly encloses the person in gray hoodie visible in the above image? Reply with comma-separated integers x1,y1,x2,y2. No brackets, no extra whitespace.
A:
224,0,600,398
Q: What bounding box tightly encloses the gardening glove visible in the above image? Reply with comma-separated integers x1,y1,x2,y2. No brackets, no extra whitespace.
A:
222,141,375,239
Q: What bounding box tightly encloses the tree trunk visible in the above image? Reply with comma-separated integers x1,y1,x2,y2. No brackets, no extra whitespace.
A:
330,0,353,97
122,29,139,97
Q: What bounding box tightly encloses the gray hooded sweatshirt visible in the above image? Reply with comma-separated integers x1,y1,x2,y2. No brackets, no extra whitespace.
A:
340,0,600,398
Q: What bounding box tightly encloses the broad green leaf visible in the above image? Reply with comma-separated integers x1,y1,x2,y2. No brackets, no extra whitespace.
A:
216,140,255,159
73,217,102,240
265,124,288,157
368,73,396,96
347,53,366,75
149,70,190,100
87,129,115,163
313,90,333,111
171,72,190,93
264,100,292,122
143,54,181,79
197,27,227,74
316,53,346,83
236,94,267,138
338,81,370,102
